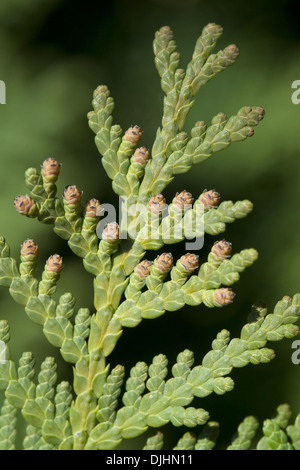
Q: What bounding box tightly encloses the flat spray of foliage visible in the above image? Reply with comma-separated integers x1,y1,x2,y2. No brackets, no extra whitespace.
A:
0,23,300,450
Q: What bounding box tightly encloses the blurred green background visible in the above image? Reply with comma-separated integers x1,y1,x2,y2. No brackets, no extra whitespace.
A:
1,0,300,449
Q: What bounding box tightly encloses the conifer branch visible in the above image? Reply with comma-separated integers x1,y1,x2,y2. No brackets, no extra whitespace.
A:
0,22,298,451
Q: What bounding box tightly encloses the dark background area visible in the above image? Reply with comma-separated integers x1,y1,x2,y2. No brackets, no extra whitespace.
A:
0,0,300,449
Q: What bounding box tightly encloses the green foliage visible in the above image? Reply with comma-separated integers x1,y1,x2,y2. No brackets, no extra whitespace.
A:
0,399,17,450
0,21,299,450
162,404,300,450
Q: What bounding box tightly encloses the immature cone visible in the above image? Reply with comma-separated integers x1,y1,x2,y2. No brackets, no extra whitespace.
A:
135,260,153,279
211,240,232,260
173,190,194,210
154,253,173,272
14,195,36,215
132,147,149,166
212,112,227,125
199,190,220,210
46,254,63,273
124,125,142,144
203,22,223,39
157,25,173,40
253,106,265,121
102,222,120,242
148,194,166,214
41,158,61,182
94,84,109,96
63,185,82,205
21,239,39,257
237,106,265,125
214,288,235,306
223,44,239,61
192,121,207,138
85,199,101,218
172,132,188,151
179,253,199,273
